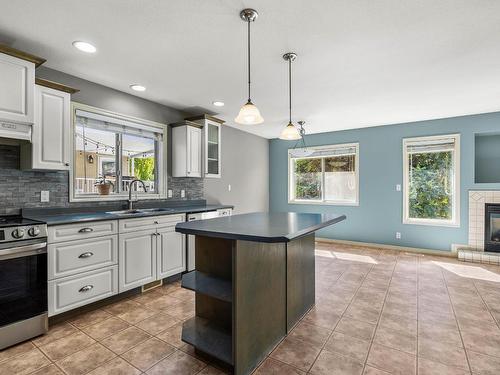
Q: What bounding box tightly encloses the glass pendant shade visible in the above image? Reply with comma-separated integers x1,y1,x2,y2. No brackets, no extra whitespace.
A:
279,122,301,140
235,101,264,125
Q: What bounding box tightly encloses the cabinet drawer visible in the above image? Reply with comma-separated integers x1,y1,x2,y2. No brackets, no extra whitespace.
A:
119,214,185,233
48,220,117,243
48,266,118,316
48,235,118,280
156,214,185,228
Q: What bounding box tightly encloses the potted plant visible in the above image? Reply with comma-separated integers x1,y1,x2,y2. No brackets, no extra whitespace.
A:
94,176,114,195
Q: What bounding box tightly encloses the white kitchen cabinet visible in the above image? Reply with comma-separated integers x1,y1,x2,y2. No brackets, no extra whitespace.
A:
119,215,185,290
187,115,225,178
171,121,202,177
0,52,35,128
21,84,71,170
157,225,185,279
119,229,157,292
48,265,118,316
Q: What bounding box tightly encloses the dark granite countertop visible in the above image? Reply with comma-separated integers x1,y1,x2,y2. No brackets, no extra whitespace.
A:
23,204,233,226
175,212,346,243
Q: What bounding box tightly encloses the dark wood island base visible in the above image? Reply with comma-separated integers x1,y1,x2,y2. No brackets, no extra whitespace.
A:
176,212,346,375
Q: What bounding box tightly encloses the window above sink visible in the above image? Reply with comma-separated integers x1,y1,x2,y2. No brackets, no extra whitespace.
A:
69,103,167,202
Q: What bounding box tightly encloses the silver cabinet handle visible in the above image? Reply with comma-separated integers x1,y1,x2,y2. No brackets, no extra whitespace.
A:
78,252,94,259
78,228,93,233
79,285,94,293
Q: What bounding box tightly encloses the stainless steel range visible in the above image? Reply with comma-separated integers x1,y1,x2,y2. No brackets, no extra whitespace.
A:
0,215,48,349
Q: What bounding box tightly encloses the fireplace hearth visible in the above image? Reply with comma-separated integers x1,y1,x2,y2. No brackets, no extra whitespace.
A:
485,203,500,252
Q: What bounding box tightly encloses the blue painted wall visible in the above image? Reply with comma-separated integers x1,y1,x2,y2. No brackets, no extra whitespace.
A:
269,112,500,251
475,133,500,183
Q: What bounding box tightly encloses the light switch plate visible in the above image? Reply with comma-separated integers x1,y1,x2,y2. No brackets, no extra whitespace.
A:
167,189,173,198
181,189,185,198
396,184,402,191
228,184,231,192
41,191,50,202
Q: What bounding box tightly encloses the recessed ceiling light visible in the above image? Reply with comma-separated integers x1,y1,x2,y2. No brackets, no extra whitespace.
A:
213,101,225,107
72,41,97,53
130,84,146,92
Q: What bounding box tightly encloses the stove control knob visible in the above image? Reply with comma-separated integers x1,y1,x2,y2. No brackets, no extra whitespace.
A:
12,229,25,239
28,227,40,237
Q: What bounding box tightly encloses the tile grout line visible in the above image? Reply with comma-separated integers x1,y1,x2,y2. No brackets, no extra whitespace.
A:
440,265,473,374
361,249,402,375
304,247,373,373
44,286,185,374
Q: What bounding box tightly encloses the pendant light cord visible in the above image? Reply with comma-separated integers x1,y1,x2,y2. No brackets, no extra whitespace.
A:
247,20,251,102
288,57,292,123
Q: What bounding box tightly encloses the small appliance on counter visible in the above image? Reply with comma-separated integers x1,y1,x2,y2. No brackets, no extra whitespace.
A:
0,215,48,350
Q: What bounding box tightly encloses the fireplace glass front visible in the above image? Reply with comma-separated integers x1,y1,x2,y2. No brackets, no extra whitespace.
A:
485,204,500,252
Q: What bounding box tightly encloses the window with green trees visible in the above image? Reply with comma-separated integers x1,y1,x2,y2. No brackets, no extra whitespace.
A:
289,144,359,204
404,135,460,226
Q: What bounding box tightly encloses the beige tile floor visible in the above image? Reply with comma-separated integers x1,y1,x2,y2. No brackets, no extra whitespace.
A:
3,242,500,374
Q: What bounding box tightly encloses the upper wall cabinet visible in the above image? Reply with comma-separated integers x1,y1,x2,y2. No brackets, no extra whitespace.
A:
186,115,225,178
171,121,202,178
21,80,78,170
0,45,45,138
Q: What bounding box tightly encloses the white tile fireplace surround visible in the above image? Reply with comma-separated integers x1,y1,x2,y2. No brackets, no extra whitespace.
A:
469,190,500,250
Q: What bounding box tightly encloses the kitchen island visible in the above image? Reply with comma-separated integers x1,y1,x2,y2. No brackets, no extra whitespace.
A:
175,212,346,375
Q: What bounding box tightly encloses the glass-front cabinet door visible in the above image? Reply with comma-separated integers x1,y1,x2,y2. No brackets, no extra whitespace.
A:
205,121,221,177
186,115,224,178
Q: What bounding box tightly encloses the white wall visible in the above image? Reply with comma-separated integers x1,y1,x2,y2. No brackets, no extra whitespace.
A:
204,125,269,214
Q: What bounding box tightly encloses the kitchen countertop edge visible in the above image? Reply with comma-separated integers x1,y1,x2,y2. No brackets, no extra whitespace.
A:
24,205,234,226
175,212,346,243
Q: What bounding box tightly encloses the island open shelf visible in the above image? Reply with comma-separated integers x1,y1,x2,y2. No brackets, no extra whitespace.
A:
176,212,346,375
181,271,232,303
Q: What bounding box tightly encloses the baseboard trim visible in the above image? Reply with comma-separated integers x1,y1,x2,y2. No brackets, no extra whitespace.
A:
316,237,456,258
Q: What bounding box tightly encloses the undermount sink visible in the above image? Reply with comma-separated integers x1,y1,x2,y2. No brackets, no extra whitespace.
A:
139,208,175,212
107,208,175,215
107,209,143,215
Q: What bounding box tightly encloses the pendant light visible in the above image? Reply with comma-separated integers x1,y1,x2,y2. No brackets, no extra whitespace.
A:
279,52,301,140
235,9,264,125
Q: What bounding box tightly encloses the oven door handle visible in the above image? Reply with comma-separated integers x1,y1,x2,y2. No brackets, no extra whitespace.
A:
0,242,47,260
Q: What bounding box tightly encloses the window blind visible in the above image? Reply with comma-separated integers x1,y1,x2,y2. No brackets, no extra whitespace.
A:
290,145,357,159
406,137,456,153
76,110,164,141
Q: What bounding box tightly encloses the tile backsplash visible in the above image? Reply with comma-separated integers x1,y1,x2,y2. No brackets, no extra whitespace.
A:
0,144,203,215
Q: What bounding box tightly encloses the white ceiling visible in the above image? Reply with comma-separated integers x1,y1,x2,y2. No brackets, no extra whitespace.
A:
1,0,500,139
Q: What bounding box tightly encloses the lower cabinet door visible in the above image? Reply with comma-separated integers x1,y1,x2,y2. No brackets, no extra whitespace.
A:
119,230,157,292
48,266,118,316
157,225,185,279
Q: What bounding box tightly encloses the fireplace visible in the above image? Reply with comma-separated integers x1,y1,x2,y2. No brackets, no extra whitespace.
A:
485,204,500,252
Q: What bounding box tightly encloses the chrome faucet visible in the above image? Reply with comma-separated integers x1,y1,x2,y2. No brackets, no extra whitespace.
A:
128,179,148,210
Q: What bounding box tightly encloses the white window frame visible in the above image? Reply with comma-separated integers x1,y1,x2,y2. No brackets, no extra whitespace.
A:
403,134,460,227
69,102,168,202
288,143,360,206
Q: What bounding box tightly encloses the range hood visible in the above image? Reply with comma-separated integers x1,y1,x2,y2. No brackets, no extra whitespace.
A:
0,44,45,142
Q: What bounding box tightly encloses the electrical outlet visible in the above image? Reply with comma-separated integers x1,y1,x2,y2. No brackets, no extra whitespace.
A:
396,184,401,191
396,232,402,240
181,189,185,198
41,191,50,202
167,189,173,198
228,184,231,192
